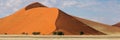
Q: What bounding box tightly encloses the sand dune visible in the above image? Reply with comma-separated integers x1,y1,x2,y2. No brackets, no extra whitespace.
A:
73,16,120,35
0,8,58,35
0,2,120,35
55,10,105,35
113,22,120,27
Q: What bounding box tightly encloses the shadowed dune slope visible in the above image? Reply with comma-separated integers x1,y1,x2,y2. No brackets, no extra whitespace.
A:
25,2,47,10
113,22,120,27
73,16,120,35
55,10,105,35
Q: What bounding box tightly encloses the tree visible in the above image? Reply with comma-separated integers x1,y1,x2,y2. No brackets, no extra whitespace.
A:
53,31,64,35
80,31,84,35
22,32,28,35
53,32,57,35
4,33,7,35
32,32,40,35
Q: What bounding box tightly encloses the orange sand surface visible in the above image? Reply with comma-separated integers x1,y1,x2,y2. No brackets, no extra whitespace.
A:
0,7,58,35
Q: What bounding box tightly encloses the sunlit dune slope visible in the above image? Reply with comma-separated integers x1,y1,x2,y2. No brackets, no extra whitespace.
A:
0,7,58,35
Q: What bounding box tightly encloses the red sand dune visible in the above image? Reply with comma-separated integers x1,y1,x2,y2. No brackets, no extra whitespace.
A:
0,2,120,35
113,22,120,27
73,16,120,35
0,8,58,35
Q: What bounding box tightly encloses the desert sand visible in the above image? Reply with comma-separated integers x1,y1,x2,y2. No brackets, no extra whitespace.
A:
0,2,120,35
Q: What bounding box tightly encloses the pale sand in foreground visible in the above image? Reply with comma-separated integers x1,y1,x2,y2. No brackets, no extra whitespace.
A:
0,35,120,40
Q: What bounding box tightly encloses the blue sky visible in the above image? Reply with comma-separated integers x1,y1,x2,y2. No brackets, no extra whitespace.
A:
0,0,120,25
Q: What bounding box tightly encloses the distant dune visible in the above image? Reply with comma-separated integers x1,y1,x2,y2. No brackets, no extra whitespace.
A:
0,2,120,35
113,22,120,27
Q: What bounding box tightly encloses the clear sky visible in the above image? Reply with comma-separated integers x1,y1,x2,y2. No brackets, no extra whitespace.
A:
0,0,120,25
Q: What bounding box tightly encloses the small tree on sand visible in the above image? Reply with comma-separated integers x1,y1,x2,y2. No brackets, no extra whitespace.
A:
32,32,40,35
